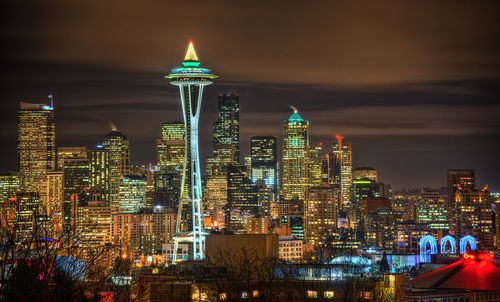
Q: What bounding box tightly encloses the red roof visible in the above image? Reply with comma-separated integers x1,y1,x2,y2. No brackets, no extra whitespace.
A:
410,254,500,291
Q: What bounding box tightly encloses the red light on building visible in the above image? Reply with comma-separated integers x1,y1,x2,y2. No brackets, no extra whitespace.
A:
336,134,344,140
463,253,475,260
9,196,16,202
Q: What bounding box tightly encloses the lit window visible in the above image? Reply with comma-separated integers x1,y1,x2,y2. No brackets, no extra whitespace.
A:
324,291,334,299
252,290,259,297
307,290,318,298
241,291,248,299
219,293,227,301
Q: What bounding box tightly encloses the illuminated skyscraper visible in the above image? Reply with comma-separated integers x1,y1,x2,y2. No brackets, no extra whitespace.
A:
455,187,494,250
77,201,112,246
117,175,146,213
332,135,352,210
416,190,449,231
166,41,217,261
57,147,87,169
307,144,323,187
250,136,277,194
304,186,338,246
17,101,55,195
62,157,89,234
89,146,110,202
0,172,19,202
226,164,258,231
213,92,240,164
103,129,130,211
447,169,474,228
353,167,377,182
46,171,63,237
282,106,309,201
157,121,185,172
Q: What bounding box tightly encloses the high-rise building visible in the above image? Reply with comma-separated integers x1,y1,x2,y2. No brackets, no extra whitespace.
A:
89,146,110,202
416,190,449,231
77,201,112,246
365,207,396,250
113,211,176,259
57,147,87,169
307,144,323,188
350,178,380,229
15,192,40,240
103,129,130,210
62,157,89,234
0,172,19,202
455,187,494,250
226,164,258,231
17,101,55,196
166,41,217,261
282,106,309,201
250,136,278,194
394,221,430,254
46,171,63,237
447,170,475,203
353,167,378,182
332,135,352,210
117,175,146,213
304,186,338,246
157,122,185,172
213,92,240,164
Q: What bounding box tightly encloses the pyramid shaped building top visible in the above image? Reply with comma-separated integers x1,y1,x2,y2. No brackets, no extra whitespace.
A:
184,40,199,62
288,105,305,122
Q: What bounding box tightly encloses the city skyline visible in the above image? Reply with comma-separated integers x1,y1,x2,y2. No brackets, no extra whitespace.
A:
1,1,499,191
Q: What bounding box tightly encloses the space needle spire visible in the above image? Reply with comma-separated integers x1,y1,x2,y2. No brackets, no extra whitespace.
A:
166,41,217,262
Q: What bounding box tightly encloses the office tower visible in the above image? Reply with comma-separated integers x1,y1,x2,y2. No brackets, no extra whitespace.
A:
447,169,474,228
307,144,323,187
332,135,352,210
17,101,55,195
113,211,176,259
213,92,240,164
365,207,396,250
455,187,494,250
204,173,227,212
353,167,377,182
416,190,449,231
117,175,146,213
46,171,63,236
153,170,182,210
257,187,274,217
281,215,305,240
226,164,259,231
166,41,217,261
350,178,380,229
62,157,89,234
323,152,340,186
77,201,112,246
0,172,19,202
250,136,278,194
157,121,185,172
247,216,271,234
304,186,338,246
89,146,110,202
394,221,430,254
57,147,87,169
103,129,130,210
15,192,40,239
282,106,309,201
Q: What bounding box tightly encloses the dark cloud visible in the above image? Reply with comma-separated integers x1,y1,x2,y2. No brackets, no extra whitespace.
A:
1,1,499,190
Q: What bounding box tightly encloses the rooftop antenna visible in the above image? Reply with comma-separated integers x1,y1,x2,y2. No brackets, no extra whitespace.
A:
48,94,54,108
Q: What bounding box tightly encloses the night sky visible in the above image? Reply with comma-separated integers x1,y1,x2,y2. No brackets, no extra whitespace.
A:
1,1,499,190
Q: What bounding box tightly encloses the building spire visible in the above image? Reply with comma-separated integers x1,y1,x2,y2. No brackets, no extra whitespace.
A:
184,40,199,62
